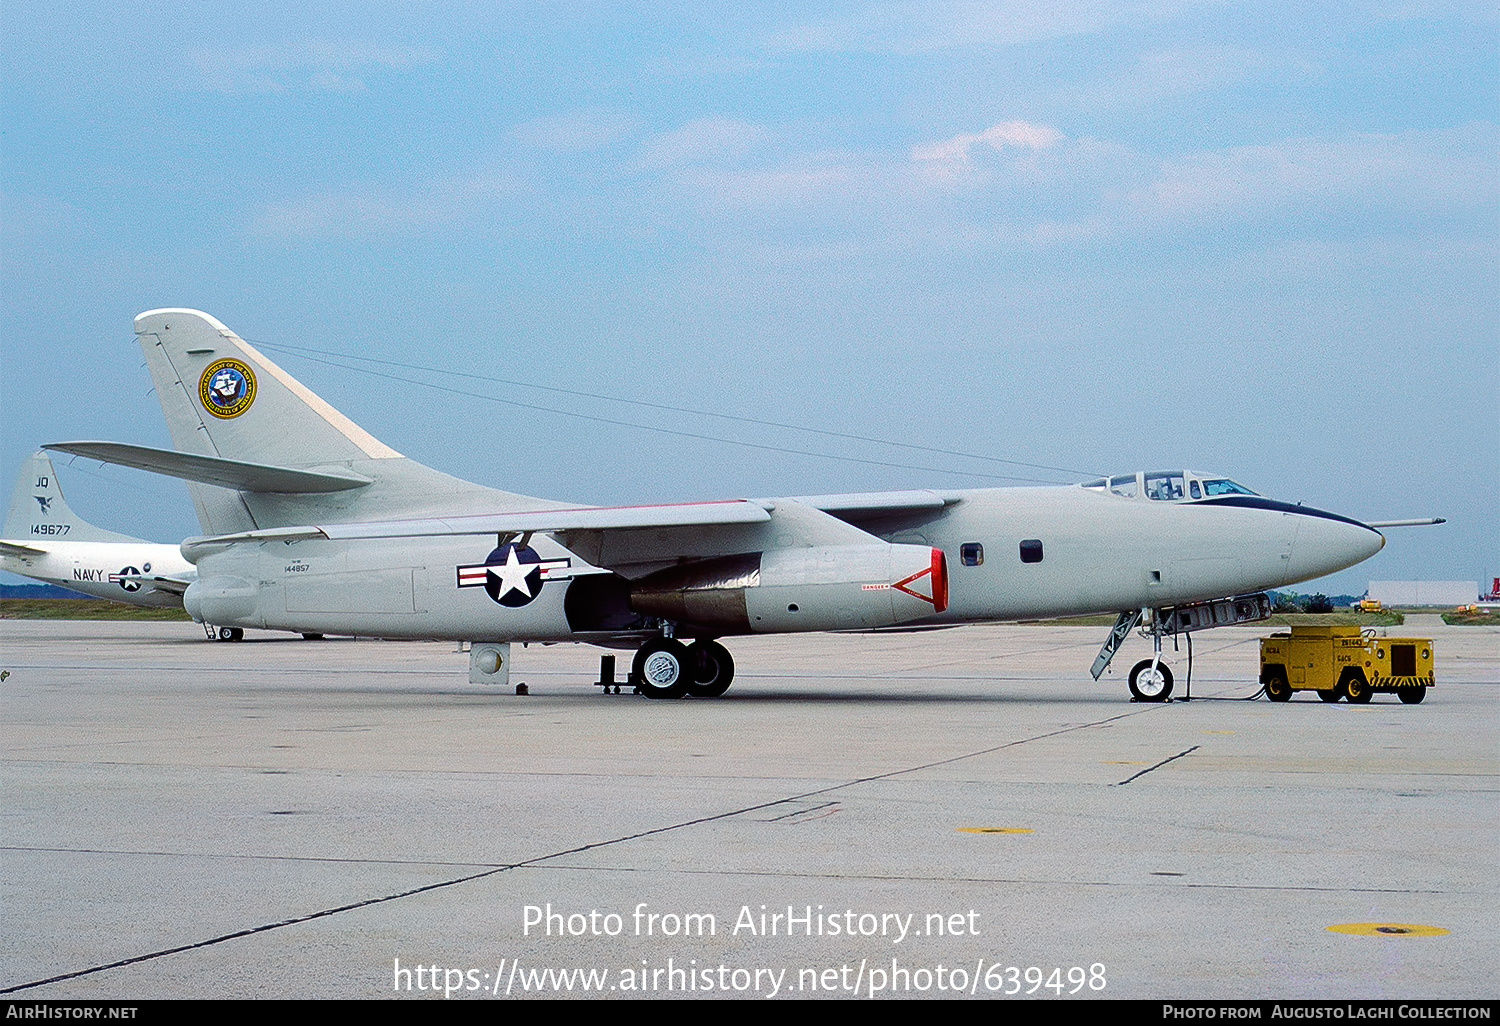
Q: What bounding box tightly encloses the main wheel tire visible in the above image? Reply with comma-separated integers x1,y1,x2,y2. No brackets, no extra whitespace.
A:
633,639,690,700
1398,687,1427,704
685,640,735,698
1318,687,1342,703
217,627,244,642
1264,670,1292,702
1343,672,1372,704
1128,659,1174,702
301,632,324,641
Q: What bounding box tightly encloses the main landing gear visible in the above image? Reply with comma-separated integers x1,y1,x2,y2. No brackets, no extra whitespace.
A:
624,637,736,699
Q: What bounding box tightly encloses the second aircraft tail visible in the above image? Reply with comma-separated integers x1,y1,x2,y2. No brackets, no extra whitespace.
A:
3,453,142,544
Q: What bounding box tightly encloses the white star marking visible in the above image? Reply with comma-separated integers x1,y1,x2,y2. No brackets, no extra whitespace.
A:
486,548,536,600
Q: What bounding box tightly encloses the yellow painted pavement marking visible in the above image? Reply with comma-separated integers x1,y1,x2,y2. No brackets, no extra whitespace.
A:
1327,923,1449,937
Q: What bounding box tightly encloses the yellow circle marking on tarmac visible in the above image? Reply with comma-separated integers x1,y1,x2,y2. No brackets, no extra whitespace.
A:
1204,730,1236,734
1327,923,1450,937
1103,761,1149,765
958,827,1034,835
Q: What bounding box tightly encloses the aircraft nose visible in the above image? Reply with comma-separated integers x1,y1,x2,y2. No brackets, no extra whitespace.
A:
1286,510,1385,583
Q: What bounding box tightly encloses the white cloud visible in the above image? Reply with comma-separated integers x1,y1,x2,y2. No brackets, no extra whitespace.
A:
637,118,769,169
190,41,440,94
911,121,1064,162
248,171,524,240
1124,125,1496,222
769,0,1208,53
513,109,638,153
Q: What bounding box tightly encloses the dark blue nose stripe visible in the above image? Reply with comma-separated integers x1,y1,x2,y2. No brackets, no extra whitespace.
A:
1191,495,1379,533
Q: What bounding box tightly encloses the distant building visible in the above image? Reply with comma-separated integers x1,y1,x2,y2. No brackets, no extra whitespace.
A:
1367,581,1479,606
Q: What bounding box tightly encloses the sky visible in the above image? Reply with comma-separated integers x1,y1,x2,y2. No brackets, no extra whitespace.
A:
2,1,1496,596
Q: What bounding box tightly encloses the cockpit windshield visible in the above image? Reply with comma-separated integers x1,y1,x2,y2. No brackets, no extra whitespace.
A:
1200,479,1256,497
1081,472,1259,501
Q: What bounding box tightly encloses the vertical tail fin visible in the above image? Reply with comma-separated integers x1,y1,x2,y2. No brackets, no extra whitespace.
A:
132,308,550,532
134,308,405,469
3,453,142,543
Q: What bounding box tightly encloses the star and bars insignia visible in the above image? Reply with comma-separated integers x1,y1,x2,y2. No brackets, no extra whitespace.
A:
457,543,572,607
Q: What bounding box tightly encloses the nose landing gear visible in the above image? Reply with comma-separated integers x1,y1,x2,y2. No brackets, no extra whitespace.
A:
1128,658,1174,702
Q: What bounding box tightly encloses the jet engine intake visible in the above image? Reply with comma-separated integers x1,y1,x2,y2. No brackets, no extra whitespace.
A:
630,544,948,633
183,575,261,627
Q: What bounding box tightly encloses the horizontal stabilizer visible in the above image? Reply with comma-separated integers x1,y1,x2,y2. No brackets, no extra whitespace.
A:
44,442,373,494
116,573,194,596
180,500,773,559
0,540,48,556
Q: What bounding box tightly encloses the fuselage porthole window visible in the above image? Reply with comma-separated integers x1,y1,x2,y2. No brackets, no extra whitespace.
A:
960,543,984,567
1019,539,1044,564
1190,480,1201,499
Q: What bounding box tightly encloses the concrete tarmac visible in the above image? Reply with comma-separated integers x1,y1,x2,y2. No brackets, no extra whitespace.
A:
2,618,1496,1000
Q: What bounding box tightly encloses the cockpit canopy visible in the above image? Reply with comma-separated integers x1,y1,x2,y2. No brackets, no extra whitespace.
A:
1080,472,1259,502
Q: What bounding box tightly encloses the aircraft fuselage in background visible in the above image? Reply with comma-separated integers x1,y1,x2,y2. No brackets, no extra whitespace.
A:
1,540,192,608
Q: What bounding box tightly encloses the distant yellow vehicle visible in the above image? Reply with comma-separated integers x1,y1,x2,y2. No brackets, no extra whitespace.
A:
1355,598,1384,613
1259,626,1433,704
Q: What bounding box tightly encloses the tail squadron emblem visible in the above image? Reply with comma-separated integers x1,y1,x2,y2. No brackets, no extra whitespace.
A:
34,495,52,514
198,359,257,419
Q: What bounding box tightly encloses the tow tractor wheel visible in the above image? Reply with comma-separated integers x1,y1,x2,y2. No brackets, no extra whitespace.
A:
685,640,735,698
633,638,690,700
1264,670,1292,702
1398,688,1426,705
1342,671,1372,704
1318,687,1342,703
1128,659,1174,702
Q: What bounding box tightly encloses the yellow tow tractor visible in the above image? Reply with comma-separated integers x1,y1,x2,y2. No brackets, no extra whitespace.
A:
1259,626,1434,704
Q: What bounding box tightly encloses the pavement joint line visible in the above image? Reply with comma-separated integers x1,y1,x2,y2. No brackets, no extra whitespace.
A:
531,863,1460,895
1113,745,1202,785
0,845,1462,897
0,844,509,869
0,703,1157,995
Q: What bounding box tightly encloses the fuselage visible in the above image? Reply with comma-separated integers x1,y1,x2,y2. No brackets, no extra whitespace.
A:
182,481,1384,642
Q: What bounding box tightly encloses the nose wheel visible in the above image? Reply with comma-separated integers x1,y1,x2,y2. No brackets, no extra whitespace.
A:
1128,658,1174,702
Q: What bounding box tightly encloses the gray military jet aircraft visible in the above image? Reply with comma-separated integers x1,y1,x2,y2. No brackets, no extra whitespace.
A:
1,452,195,611
46,309,1402,701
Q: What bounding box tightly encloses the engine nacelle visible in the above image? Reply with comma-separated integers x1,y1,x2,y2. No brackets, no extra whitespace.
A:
183,575,261,627
631,543,948,633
